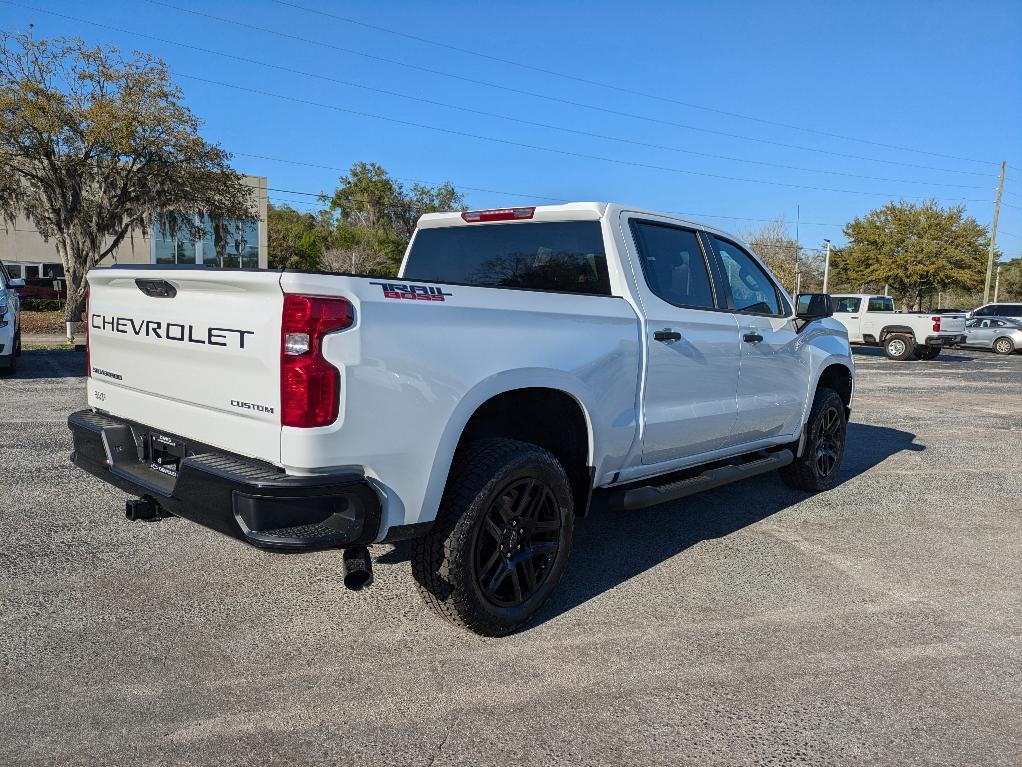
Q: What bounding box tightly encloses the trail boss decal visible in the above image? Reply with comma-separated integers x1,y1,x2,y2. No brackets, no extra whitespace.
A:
91,314,254,349
370,282,452,302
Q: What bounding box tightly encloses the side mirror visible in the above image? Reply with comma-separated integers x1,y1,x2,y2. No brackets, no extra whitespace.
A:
8,278,25,288
796,293,833,320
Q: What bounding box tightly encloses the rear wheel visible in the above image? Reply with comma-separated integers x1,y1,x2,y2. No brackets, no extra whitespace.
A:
411,438,574,636
993,337,1015,355
912,345,941,360
780,387,846,492
883,334,913,360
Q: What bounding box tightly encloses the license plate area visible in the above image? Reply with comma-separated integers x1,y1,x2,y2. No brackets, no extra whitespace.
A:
149,433,186,477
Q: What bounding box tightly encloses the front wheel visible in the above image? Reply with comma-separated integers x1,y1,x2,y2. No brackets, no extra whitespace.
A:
993,337,1015,355
883,335,914,360
411,438,574,636
780,387,846,492
14,327,21,357
912,345,941,360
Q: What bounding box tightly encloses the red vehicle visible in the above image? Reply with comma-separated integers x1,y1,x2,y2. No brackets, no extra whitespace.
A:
15,277,66,301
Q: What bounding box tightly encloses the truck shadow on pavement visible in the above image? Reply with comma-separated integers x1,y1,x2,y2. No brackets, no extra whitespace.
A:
533,422,924,628
6,348,86,379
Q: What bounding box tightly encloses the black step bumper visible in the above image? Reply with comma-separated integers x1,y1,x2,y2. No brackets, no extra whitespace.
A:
925,334,967,346
68,410,381,551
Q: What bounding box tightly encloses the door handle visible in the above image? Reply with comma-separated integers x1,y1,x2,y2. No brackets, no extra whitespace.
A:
743,333,764,343
849,315,859,319
654,329,682,342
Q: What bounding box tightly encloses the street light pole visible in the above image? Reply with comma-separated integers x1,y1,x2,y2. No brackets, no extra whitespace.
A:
822,239,832,293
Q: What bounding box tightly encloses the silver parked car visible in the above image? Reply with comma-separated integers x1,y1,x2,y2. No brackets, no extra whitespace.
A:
961,317,1022,355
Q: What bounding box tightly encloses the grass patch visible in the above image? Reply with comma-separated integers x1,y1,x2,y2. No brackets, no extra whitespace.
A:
19,309,85,337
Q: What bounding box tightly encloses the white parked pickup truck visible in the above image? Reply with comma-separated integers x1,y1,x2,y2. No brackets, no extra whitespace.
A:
830,294,967,360
70,203,854,635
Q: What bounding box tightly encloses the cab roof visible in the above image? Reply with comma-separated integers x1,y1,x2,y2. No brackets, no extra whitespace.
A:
416,202,742,242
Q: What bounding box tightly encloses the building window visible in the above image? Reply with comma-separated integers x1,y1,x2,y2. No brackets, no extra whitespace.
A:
152,215,259,268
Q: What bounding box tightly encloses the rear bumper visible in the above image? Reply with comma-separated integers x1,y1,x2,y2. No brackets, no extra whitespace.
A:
925,334,966,346
68,409,381,551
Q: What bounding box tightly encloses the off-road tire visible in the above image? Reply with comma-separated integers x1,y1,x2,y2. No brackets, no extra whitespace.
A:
912,345,941,360
883,334,913,360
411,438,574,637
993,337,1015,355
779,387,846,492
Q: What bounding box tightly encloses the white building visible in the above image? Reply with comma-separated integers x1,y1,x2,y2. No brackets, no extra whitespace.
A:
0,176,268,279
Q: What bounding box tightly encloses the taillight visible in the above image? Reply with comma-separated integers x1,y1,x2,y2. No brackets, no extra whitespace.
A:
85,285,91,377
932,316,941,332
460,207,535,223
280,294,354,428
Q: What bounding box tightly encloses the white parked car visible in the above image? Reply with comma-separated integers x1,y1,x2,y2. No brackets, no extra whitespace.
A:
830,294,966,360
0,261,24,375
69,202,854,635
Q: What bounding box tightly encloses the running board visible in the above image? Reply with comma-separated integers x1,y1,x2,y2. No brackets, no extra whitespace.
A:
607,449,794,512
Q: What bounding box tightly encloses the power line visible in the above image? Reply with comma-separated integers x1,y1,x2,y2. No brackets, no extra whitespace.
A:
273,0,999,169
177,71,993,203
135,0,997,179
7,4,987,190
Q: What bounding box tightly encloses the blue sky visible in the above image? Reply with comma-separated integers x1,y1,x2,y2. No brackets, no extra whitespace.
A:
3,0,1021,255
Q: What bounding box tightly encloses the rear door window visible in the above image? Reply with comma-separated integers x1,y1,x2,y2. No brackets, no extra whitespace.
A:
630,222,716,310
403,221,611,295
995,304,1022,317
867,297,895,312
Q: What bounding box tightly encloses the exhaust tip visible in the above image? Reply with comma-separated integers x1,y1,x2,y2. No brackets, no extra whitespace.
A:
342,546,373,591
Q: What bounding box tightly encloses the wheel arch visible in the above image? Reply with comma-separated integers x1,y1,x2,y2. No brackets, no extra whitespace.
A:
421,372,598,525
816,362,853,419
879,324,916,342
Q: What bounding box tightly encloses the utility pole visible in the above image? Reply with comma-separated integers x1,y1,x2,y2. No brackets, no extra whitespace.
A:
983,161,1006,304
822,239,832,293
793,204,800,295
994,265,1002,303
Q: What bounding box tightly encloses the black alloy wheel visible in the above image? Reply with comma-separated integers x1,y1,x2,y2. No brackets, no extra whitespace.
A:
813,404,843,479
474,477,562,608
411,438,574,636
779,387,846,492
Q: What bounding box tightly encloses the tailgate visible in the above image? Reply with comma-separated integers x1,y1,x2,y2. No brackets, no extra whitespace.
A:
86,268,284,465
936,314,966,333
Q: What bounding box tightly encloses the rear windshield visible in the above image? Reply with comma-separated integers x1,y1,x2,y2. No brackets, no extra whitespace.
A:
404,221,611,295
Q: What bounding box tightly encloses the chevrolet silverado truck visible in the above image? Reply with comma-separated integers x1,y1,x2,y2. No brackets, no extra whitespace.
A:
830,293,966,360
70,203,854,636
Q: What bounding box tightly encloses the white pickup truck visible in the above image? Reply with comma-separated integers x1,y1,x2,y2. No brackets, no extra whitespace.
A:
70,203,854,635
830,294,967,360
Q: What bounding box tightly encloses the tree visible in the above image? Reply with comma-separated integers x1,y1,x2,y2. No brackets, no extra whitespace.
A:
740,218,824,293
0,32,254,332
267,203,331,270
831,200,989,311
326,162,465,275
997,257,1022,301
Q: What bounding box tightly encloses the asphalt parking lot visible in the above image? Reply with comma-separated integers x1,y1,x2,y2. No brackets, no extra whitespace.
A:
2,347,1020,766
